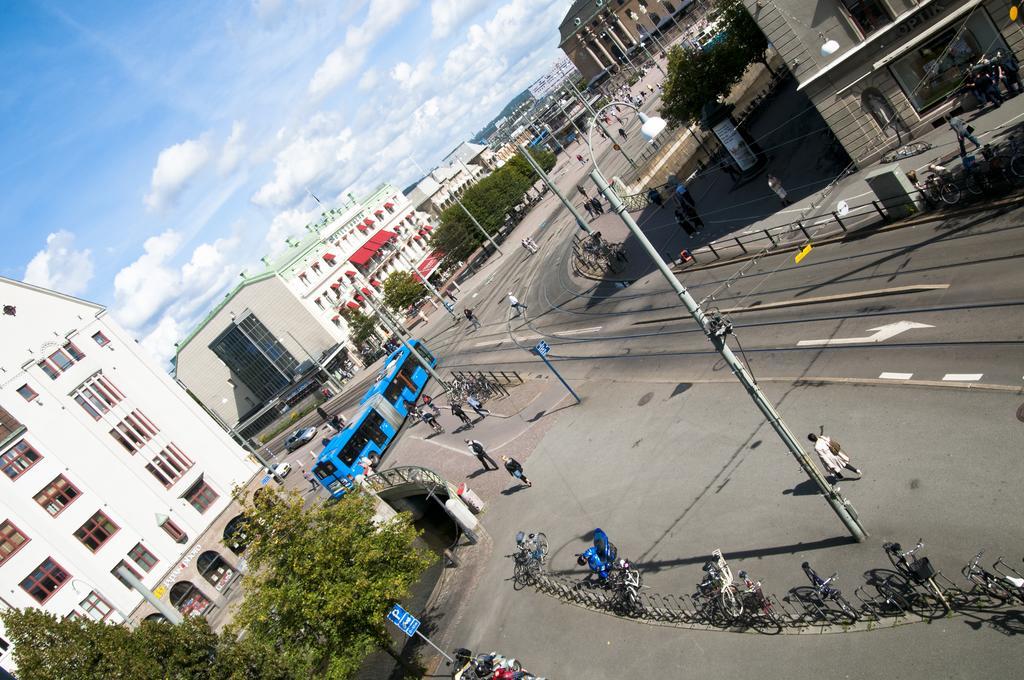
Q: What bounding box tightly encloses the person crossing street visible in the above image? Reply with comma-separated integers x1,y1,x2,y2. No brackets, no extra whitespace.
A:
466,395,489,420
450,402,473,428
463,307,482,330
808,433,862,482
466,439,498,471
508,292,528,316
501,455,532,487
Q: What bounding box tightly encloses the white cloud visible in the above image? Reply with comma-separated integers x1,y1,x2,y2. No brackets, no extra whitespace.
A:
357,67,380,91
22,230,95,296
144,137,210,210
430,0,489,39
112,231,244,362
308,0,418,97
251,122,354,208
264,206,320,252
219,120,247,174
390,59,434,90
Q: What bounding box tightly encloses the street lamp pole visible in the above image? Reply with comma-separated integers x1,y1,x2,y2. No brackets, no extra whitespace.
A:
516,142,594,236
585,103,868,543
412,157,503,256
565,80,638,170
393,248,456,318
638,41,666,75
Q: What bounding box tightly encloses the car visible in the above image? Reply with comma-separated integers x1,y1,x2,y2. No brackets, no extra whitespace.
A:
284,426,317,452
271,462,292,478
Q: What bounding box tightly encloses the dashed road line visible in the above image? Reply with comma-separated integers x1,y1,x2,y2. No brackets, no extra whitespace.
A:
553,326,602,336
942,373,983,382
879,372,914,380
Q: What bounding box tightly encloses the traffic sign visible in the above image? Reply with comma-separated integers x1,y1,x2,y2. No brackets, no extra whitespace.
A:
533,340,550,356
387,604,421,637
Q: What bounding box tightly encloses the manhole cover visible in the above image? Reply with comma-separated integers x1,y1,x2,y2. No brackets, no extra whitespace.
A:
1017,403,1024,423
637,392,654,406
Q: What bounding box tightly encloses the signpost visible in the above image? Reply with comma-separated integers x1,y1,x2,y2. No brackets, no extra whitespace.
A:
387,604,454,664
531,341,581,404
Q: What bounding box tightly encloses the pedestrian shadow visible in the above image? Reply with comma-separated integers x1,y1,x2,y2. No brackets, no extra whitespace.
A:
501,484,531,495
453,424,473,434
782,479,824,496
466,469,492,479
424,431,444,440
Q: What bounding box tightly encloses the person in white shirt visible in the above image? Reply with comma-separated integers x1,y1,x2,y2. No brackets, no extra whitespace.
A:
508,292,528,316
808,433,862,481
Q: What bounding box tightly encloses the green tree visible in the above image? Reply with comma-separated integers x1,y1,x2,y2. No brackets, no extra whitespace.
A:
342,308,378,346
230,489,432,679
0,609,291,680
718,0,774,76
382,269,427,312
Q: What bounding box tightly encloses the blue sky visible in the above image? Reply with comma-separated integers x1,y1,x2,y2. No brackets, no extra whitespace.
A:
2,0,571,360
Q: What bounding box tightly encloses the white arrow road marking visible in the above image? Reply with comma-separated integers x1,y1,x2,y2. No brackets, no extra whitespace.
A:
797,321,934,347
553,326,602,336
942,373,983,382
879,372,914,380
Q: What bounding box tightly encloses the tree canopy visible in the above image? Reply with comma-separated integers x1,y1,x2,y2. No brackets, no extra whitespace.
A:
431,148,555,262
228,489,433,679
382,269,428,312
0,609,291,680
659,0,771,127
342,308,379,346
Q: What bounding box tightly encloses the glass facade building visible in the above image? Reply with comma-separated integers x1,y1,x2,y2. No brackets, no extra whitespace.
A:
209,314,299,402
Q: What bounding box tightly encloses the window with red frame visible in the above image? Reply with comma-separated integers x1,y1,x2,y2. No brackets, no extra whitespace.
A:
34,475,81,516
160,518,188,544
38,342,85,379
1,520,30,565
184,479,219,514
73,374,124,420
17,384,37,402
80,590,115,621
65,342,85,362
20,557,70,603
108,410,157,453
74,511,119,552
128,542,158,572
111,559,141,588
2,440,42,480
145,443,194,487
92,331,110,347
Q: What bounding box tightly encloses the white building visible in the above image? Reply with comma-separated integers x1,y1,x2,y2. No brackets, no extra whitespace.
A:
0,277,259,674
407,143,495,220
175,183,445,439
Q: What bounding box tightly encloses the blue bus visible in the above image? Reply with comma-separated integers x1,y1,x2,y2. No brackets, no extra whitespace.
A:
312,340,437,497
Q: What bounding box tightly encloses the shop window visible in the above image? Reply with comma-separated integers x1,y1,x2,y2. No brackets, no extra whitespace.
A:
0,520,30,565
80,590,114,622
34,475,81,516
17,384,37,402
128,542,159,572
2,440,42,480
838,0,891,37
889,12,1010,112
74,511,119,552
184,479,219,514
169,581,212,616
20,557,70,603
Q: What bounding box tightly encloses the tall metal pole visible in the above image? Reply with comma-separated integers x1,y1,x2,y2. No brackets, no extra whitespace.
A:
286,330,343,392
516,142,594,236
556,96,586,142
413,156,503,256
638,41,666,75
394,249,456,318
566,80,638,170
589,169,868,543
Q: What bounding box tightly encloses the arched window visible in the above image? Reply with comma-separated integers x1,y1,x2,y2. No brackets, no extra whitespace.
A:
169,581,212,616
197,550,236,591
223,514,249,554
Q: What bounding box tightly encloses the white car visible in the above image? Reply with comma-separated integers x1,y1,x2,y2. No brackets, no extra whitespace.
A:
271,462,292,478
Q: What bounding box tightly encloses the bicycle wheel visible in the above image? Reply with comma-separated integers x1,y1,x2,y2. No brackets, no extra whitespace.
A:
939,182,961,205
979,577,1015,603
1010,154,1024,179
908,141,932,155
533,533,549,562
829,594,860,625
965,175,985,196
720,586,743,620
624,586,644,614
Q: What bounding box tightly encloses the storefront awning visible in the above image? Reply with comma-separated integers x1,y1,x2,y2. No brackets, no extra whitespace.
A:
345,301,359,310
413,250,445,282
330,282,342,290
370,279,381,288
384,202,395,209
348,229,397,265
345,270,356,277
374,209,384,216
323,253,336,262
331,315,340,321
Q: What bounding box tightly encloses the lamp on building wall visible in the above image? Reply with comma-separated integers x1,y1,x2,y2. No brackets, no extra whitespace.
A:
819,32,840,57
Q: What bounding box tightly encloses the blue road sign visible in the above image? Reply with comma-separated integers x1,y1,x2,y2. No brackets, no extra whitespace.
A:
534,340,550,356
387,604,421,637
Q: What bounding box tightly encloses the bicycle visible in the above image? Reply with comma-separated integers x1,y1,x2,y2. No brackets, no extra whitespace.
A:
737,569,782,632
855,574,910,619
880,140,932,163
917,162,961,206
882,540,951,615
692,550,743,625
508,531,547,587
961,551,1019,604
797,562,859,625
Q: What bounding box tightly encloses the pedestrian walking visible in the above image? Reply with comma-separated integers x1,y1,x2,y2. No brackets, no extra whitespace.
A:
501,455,532,487
996,50,1022,94
465,439,498,471
646,187,665,210
674,207,698,236
947,114,981,158
582,201,595,218
464,308,482,330
466,395,490,419
302,471,318,492
617,127,628,141
316,405,330,422
673,181,696,211
330,414,344,432
451,402,473,428
589,196,604,215
767,174,792,206
577,184,589,199
576,153,587,165
508,292,528,316
808,433,862,481
969,68,1003,108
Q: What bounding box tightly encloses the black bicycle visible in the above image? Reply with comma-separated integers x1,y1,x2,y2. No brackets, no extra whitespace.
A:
795,561,859,625
508,531,548,587
882,540,951,615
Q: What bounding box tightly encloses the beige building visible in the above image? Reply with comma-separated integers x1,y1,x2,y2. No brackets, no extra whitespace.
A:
558,0,691,81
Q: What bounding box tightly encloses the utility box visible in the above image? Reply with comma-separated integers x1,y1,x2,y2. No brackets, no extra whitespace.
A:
456,483,485,514
864,163,924,219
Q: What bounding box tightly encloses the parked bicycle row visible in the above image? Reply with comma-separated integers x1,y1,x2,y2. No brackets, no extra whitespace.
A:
911,137,1024,208
572,232,629,274
509,530,1024,634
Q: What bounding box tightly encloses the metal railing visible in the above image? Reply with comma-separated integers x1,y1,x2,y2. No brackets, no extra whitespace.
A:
449,369,523,388
363,465,455,498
